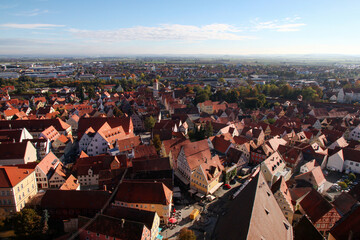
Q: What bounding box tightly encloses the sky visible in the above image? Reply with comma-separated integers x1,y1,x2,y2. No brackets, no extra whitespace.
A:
0,0,360,56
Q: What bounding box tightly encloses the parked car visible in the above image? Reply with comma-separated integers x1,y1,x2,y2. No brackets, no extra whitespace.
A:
224,184,231,190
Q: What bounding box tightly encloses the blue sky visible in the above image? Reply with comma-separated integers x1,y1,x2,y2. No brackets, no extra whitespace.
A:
0,0,359,56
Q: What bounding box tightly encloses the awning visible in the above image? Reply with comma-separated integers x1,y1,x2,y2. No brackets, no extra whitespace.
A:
195,192,205,198
175,171,190,185
188,189,197,194
173,192,181,198
207,195,216,201
209,182,224,194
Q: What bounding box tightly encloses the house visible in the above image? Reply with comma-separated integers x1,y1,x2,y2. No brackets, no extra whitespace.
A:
79,120,135,156
40,125,61,142
299,189,341,236
293,215,324,240
0,128,33,143
329,205,360,240
79,214,151,240
176,139,212,185
73,154,124,187
0,141,37,165
271,176,295,224
77,116,133,139
104,206,160,240
277,144,303,170
66,114,80,133
327,148,360,173
113,181,172,224
59,175,80,190
299,159,317,174
0,166,37,212
52,134,75,157
0,119,72,138
295,166,326,193
190,155,224,195
116,136,141,158
348,124,360,141
260,151,291,186
35,152,62,189
250,142,274,165
41,190,111,220
212,172,293,240
48,163,67,188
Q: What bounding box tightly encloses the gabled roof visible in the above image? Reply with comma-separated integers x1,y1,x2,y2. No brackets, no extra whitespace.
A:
0,119,70,132
82,214,146,240
41,190,111,210
299,189,335,223
37,152,61,175
0,141,32,160
0,166,34,187
78,116,132,139
133,145,158,159
333,192,357,216
115,181,172,205
295,166,326,187
293,215,324,240
59,174,79,190
271,176,294,211
330,205,360,240
0,129,25,143
104,206,156,230
213,172,293,240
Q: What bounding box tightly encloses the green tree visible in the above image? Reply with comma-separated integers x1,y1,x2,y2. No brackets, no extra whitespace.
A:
13,208,42,237
177,227,196,240
349,173,356,181
338,181,348,190
113,107,124,117
152,134,162,152
205,122,214,138
144,116,156,131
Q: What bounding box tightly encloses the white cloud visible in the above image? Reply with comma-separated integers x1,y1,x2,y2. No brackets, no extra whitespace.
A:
69,23,254,42
13,9,49,17
252,17,305,32
0,23,65,29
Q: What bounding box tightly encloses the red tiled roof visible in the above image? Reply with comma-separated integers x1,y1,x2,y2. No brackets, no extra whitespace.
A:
0,166,34,187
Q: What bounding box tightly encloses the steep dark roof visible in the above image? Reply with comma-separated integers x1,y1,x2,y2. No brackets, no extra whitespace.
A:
0,142,29,160
77,116,132,139
330,205,360,240
83,214,146,240
212,172,292,240
104,206,156,230
115,181,172,205
299,189,333,223
41,190,111,210
293,215,324,240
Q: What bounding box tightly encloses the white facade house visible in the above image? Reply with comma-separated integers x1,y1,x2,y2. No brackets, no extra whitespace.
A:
35,152,62,189
327,149,360,174
79,122,133,156
327,150,344,172
348,125,360,141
